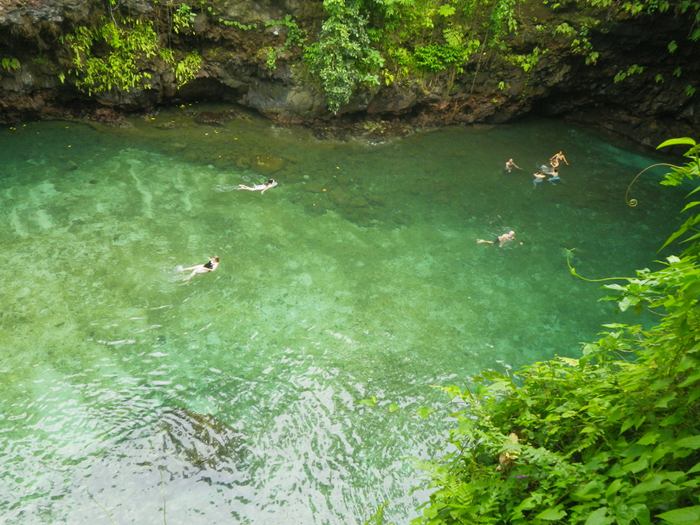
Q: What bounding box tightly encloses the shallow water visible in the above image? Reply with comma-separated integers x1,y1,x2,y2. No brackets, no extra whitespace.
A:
0,107,685,524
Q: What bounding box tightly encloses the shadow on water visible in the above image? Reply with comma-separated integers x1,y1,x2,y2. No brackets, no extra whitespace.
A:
0,106,688,524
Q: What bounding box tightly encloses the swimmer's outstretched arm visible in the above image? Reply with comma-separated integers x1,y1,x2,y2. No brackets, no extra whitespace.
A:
180,264,204,271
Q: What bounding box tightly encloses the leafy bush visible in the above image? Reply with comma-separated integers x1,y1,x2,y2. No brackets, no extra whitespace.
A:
414,139,700,524
304,0,383,113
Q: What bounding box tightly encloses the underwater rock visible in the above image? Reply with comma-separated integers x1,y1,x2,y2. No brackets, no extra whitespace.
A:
159,407,246,469
155,120,177,130
253,154,285,173
194,111,231,127
328,187,369,209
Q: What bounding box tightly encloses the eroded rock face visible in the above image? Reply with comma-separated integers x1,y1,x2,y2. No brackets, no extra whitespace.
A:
0,0,697,146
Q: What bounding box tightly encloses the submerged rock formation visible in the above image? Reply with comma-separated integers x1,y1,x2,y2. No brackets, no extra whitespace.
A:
0,0,697,146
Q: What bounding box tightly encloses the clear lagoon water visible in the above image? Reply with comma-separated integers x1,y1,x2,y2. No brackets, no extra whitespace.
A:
0,106,686,524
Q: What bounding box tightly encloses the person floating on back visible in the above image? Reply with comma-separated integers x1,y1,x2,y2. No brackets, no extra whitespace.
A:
505,158,521,173
477,230,516,247
180,256,220,281
237,178,278,194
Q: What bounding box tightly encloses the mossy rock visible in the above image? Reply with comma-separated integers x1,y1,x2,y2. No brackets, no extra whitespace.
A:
253,153,285,173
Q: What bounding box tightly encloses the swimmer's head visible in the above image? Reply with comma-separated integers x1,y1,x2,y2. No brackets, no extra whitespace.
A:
211,256,220,263
267,179,275,184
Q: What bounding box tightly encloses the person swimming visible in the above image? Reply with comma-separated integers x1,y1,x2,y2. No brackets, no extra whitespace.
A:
549,151,569,169
532,171,546,186
180,256,220,281
548,167,561,183
237,178,278,194
477,230,516,247
505,158,521,173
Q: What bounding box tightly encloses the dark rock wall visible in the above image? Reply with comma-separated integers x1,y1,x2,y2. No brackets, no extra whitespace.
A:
0,0,697,146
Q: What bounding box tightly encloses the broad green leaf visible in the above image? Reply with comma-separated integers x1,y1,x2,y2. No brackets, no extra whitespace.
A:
656,505,700,524
623,457,648,474
657,137,696,149
585,507,612,525
535,507,566,521
637,431,660,445
681,201,700,212
630,474,665,495
675,435,700,449
605,478,623,497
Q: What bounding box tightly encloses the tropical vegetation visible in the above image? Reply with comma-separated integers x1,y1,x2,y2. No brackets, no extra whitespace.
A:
412,139,700,524
45,1,699,113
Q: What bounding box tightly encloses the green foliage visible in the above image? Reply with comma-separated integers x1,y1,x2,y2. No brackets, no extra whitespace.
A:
172,3,195,34
260,15,306,71
614,63,645,83
173,51,202,87
63,18,159,95
509,47,544,73
61,2,203,96
304,0,383,113
263,46,277,71
265,15,306,50
364,502,388,525
218,18,256,31
1,56,21,71
414,42,473,72
414,142,700,524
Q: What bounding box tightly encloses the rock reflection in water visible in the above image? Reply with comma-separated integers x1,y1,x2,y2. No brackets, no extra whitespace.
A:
159,408,247,470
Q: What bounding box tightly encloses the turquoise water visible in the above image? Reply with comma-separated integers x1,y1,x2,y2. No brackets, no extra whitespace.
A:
0,107,685,524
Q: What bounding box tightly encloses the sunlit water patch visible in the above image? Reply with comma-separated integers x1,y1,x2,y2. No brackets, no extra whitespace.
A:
0,108,686,524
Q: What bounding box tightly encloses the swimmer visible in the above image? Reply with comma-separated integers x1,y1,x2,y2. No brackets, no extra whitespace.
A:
548,167,561,183
477,230,516,247
549,151,569,169
532,171,546,186
180,256,220,281
237,178,278,194
505,158,521,173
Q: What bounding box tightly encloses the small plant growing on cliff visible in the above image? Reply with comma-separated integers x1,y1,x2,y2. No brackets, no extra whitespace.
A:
173,51,202,87
1,57,21,72
614,63,645,83
510,47,544,73
172,3,195,34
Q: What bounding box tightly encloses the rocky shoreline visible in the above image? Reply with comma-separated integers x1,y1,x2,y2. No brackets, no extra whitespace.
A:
1,0,698,148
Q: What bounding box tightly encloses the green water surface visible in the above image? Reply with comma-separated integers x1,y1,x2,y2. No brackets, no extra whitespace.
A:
0,107,685,524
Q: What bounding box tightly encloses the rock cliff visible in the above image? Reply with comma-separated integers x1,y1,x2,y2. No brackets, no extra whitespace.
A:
0,0,697,146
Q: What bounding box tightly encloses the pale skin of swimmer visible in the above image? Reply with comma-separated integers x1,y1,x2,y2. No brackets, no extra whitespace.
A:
476,230,516,247
180,256,220,281
237,178,278,193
